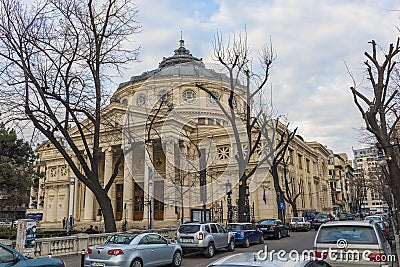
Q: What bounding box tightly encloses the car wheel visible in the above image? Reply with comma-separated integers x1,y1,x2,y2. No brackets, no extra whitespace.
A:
131,258,143,267
204,243,215,258
259,235,264,244
227,239,235,252
243,237,250,248
171,251,182,267
276,231,281,240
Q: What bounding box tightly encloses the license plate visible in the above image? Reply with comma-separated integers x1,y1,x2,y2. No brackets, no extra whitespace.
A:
180,239,193,243
91,262,105,267
333,251,359,261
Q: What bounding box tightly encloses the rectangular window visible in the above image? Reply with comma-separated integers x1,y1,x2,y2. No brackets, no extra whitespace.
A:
198,118,205,125
298,154,303,169
208,118,214,125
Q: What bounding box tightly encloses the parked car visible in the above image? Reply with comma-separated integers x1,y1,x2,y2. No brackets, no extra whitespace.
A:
338,212,350,221
314,220,393,266
312,214,330,230
0,242,65,266
226,223,264,247
364,215,385,224
290,217,311,231
176,222,235,258
207,252,332,266
376,221,390,238
257,219,290,239
84,233,182,267
346,213,355,220
302,210,319,223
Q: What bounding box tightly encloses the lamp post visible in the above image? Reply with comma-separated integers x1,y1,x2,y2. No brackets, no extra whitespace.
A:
245,185,250,222
66,177,76,235
226,181,233,223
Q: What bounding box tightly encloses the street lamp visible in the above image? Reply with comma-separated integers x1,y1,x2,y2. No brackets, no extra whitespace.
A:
245,185,250,222
66,177,76,235
226,181,233,223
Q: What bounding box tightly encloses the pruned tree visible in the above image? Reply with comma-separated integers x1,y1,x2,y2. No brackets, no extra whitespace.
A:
348,172,367,215
266,119,298,220
281,157,303,218
348,38,400,225
196,31,276,222
368,165,394,216
0,0,140,232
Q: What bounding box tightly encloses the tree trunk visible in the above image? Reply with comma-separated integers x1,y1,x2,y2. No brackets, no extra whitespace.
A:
238,178,247,222
94,189,116,233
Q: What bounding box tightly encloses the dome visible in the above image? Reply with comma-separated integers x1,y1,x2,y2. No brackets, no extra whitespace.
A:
118,39,229,89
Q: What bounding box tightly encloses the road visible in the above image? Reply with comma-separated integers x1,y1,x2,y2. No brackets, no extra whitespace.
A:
60,230,317,267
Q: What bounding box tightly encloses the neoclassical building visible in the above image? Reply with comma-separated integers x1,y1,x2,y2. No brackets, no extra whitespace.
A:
28,40,337,230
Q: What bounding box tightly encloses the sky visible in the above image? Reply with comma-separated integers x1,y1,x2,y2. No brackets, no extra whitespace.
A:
110,0,400,160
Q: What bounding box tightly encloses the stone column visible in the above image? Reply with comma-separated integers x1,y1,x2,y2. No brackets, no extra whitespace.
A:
103,147,115,209
123,162,133,223
83,154,95,222
51,187,58,222
71,156,80,222
164,138,178,222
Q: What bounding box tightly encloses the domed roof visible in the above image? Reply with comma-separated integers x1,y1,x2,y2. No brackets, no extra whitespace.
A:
118,39,229,89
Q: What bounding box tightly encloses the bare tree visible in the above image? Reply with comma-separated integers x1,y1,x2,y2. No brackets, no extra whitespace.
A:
0,0,140,232
196,31,276,222
266,119,298,220
349,39,400,225
348,172,367,215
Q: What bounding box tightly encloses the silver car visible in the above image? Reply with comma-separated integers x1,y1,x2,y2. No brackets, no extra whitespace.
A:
207,252,332,266
314,220,393,266
84,233,182,267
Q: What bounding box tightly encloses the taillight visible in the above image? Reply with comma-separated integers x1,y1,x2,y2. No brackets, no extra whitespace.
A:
368,253,387,262
107,249,124,256
384,230,389,237
314,251,327,259
87,248,92,254
198,232,203,240
270,226,275,230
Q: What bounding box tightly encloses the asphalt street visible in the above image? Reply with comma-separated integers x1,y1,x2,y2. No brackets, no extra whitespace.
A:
59,230,317,267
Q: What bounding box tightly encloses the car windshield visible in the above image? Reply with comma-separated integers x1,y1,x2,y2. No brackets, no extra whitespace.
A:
106,235,137,244
317,226,378,244
178,224,200,233
226,224,243,230
317,214,328,219
291,217,303,222
259,220,276,226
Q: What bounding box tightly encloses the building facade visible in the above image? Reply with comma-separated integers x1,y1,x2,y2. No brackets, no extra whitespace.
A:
28,40,339,230
352,147,389,214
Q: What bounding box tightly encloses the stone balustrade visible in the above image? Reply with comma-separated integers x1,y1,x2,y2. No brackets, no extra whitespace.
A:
24,228,177,257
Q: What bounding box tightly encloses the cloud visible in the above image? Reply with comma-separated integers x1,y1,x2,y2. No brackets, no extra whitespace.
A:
121,0,400,158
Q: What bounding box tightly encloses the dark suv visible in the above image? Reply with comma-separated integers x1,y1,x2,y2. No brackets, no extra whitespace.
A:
176,222,235,258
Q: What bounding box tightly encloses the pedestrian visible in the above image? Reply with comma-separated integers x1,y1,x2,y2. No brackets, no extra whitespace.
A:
62,217,66,229
67,215,74,235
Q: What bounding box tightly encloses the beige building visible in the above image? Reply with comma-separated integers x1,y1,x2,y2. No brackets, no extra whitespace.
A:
28,40,338,230
352,147,389,214
327,153,354,214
